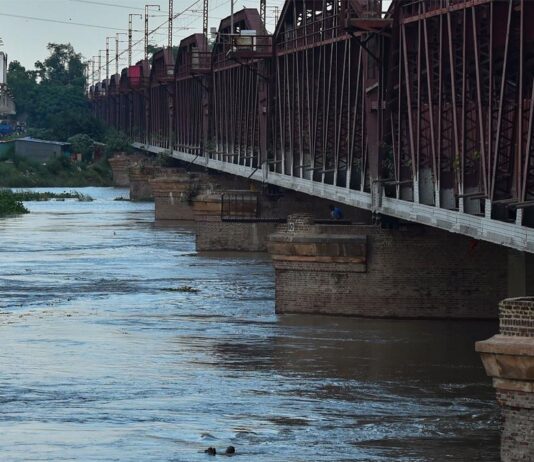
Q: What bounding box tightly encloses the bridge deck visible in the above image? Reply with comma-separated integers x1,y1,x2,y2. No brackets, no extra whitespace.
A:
135,142,534,254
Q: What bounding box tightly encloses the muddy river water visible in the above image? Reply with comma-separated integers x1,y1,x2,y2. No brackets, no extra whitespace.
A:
0,187,500,461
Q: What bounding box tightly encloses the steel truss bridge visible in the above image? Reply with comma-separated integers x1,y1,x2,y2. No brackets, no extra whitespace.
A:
90,0,534,253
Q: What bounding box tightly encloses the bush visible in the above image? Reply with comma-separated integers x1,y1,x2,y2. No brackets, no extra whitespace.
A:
68,133,95,162
0,152,112,187
0,190,29,216
103,129,132,157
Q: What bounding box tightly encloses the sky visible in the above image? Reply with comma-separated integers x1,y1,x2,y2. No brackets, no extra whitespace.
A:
0,0,392,81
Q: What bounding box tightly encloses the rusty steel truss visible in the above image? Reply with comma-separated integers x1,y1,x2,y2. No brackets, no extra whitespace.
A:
90,0,534,252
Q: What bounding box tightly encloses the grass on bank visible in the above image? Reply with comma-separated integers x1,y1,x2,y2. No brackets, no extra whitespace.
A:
0,190,29,217
0,149,113,188
9,190,94,202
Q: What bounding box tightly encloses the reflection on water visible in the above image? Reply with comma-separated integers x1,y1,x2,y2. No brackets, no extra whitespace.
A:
0,187,499,461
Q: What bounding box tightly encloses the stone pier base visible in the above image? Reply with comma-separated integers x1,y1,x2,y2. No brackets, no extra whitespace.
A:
108,154,142,187
192,192,278,252
150,173,205,221
129,164,157,201
267,214,507,318
476,298,534,462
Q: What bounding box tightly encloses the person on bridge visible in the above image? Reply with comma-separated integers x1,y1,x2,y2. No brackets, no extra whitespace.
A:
329,204,344,220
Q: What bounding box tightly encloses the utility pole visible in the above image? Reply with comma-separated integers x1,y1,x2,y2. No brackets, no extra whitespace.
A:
115,33,127,75
91,58,96,86
260,0,266,25
230,0,234,36
98,51,103,83
105,37,112,80
85,60,90,91
203,0,208,38
145,4,161,61
128,13,143,67
115,35,119,75
168,0,173,49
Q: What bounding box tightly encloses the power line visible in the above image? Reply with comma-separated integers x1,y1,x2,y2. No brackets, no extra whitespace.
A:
90,0,217,78
68,0,169,14
67,0,144,10
0,12,140,32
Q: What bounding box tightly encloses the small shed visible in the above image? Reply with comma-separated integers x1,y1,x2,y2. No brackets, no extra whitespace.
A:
15,137,71,162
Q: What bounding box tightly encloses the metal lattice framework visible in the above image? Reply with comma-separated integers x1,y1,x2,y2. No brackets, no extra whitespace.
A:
390,0,534,224
272,0,370,190
89,0,534,252
175,34,210,155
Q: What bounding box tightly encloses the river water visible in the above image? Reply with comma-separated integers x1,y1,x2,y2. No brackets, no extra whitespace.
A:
0,187,500,461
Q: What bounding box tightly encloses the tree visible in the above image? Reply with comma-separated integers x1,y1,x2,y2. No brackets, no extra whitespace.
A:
8,43,104,141
35,43,86,87
7,61,38,116
68,133,95,162
103,129,132,156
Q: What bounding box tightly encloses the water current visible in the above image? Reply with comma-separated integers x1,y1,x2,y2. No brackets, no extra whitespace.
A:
0,187,500,461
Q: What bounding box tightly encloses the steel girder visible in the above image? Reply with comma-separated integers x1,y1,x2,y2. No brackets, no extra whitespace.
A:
88,0,534,232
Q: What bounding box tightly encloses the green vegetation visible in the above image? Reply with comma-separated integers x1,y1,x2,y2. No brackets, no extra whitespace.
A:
0,190,29,217
102,129,132,156
0,149,112,187
8,190,93,202
8,43,104,141
5,43,135,188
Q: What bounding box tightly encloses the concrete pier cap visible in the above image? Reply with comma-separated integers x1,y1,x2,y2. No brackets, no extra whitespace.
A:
268,213,367,266
476,297,534,461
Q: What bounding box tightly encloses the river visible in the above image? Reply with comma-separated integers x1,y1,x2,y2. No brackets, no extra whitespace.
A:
0,187,499,461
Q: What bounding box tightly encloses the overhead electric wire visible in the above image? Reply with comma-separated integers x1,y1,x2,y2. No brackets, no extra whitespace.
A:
67,0,145,10
88,0,286,82
0,12,140,32
90,0,203,81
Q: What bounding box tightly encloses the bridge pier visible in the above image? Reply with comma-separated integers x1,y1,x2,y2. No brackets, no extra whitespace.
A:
190,187,369,252
149,173,204,221
267,214,508,318
192,191,279,252
476,298,534,462
108,154,142,187
129,163,157,201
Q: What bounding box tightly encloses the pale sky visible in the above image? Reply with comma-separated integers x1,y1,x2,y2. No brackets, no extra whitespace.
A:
0,0,392,79
0,0,284,73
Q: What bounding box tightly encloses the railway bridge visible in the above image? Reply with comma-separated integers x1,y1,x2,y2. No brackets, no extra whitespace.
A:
91,1,534,458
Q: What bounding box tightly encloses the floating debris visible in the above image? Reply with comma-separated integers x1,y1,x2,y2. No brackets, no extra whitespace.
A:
160,286,200,293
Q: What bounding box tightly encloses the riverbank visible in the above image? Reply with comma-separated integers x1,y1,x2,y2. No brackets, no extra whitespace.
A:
0,152,113,187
